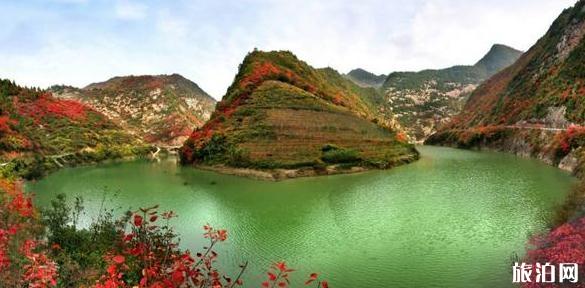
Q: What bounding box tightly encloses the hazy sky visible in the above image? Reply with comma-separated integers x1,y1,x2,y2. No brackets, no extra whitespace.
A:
0,0,577,99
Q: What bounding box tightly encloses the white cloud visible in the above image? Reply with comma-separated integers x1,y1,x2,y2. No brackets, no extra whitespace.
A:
400,0,577,70
156,9,188,39
114,0,148,20
0,0,579,99
49,0,88,4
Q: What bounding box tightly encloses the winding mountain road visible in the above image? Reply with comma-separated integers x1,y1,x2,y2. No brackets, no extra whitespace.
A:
502,125,569,132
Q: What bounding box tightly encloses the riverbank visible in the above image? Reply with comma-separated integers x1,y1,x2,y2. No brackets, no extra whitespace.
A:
425,126,585,176
197,164,369,181
194,153,419,181
1,144,154,180
426,125,585,224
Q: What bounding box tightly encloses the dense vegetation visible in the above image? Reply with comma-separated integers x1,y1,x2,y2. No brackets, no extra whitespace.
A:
0,80,150,179
180,50,417,175
51,74,217,146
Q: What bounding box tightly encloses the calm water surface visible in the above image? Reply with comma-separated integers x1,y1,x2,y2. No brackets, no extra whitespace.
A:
28,146,575,287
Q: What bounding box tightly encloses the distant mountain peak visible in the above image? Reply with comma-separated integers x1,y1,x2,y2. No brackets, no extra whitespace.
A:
84,74,212,98
380,43,522,141
430,0,584,133
474,44,523,76
345,68,387,88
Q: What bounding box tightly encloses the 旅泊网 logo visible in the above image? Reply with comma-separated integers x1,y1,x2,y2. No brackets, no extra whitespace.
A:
513,262,579,284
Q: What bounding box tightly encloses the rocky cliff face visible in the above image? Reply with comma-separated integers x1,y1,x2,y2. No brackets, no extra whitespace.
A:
382,44,522,142
427,0,585,174
180,50,417,176
51,74,216,146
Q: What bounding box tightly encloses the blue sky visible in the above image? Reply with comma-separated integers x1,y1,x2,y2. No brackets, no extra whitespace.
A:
0,0,578,99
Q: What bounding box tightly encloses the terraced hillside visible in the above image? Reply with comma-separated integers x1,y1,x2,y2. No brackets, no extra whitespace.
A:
0,79,147,178
180,50,417,178
427,0,585,172
51,74,216,146
382,44,522,141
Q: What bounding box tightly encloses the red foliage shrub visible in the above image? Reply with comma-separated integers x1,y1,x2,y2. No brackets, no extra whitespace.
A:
21,240,58,288
93,205,243,288
0,180,58,287
144,78,164,90
331,93,344,106
552,125,585,154
396,132,408,143
180,145,195,163
188,125,216,144
522,216,585,288
0,115,16,135
92,205,327,288
239,62,282,89
8,192,34,217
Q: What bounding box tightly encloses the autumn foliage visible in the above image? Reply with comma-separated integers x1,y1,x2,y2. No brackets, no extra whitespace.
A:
93,205,328,288
522,216,585,288
552,125,585,155
15,93,88,122
93,205,246,288
186,60,309,147
0,179,58,287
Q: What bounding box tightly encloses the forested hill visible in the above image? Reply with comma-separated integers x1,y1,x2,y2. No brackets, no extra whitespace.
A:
180,50,417,177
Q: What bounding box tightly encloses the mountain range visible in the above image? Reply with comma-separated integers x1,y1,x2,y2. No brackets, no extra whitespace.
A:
427,0,584,174
376,44,522,141
50,74,216,146
0,79,148,178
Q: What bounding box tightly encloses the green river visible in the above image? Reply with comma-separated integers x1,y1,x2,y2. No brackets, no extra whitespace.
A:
27,146,575,287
